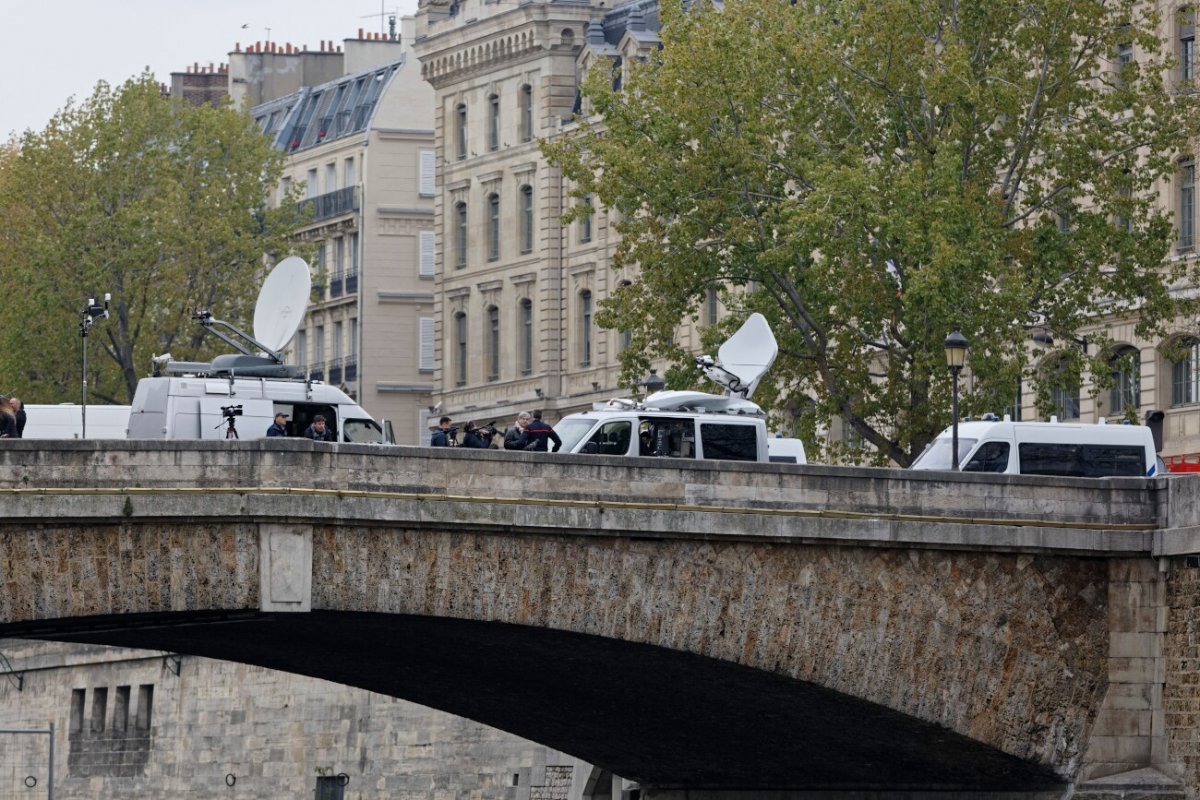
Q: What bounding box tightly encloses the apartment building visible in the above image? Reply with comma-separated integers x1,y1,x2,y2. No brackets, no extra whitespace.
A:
235,23,438,444
410,0,694,433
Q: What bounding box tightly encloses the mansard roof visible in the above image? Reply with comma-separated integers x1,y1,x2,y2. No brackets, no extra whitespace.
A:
251,55,407,153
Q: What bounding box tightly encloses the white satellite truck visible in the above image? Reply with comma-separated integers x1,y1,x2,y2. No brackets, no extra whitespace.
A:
21,404,132,440
909,416,1160,477
127,257,393,443
554,313,805,464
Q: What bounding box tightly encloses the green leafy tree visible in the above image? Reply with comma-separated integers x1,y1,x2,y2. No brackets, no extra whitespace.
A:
545,0,1200,465
0,73,307,404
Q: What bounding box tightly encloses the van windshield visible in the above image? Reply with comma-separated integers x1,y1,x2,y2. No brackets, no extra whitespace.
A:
343,418,384,444
910,438,977,471
555,418,598,453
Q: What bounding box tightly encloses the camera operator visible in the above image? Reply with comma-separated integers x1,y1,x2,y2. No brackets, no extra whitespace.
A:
303,414,336,442
431,416,455,447
460,421,493,449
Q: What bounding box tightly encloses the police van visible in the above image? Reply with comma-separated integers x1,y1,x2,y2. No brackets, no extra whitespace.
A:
555,313,804,465
909,417,1159,477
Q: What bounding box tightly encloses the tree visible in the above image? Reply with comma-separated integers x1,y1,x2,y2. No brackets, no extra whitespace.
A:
0,73,307,404
545,0,1200,465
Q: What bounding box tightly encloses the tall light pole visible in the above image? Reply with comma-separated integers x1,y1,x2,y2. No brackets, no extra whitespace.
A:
944,330,969,470
80,294,111,440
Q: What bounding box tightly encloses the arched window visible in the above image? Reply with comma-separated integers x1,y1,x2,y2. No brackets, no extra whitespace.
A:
487,305,500,381
454,201,468,268
487,193,500,261
519,84,533,143
520,185,534,254
455,103,468,160
520,298,534,375
561,28,575,47
487,93,500,152
580,289,593,368
1047,356,1080,419
1173,338,1200,406
1109,346,1141,414
454,312,468,387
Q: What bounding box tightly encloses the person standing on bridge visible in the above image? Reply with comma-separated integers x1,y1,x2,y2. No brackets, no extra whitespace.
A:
303,414,336,442
431,416,455,447
0,397,16,438
517,409,561,452
10,397,25,438
266,412,289,437
503,411,530,450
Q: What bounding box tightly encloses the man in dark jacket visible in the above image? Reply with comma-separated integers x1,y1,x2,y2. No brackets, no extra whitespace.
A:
431,416,454,447
11,397,25,438
518,409,561,452
461,421,492,449
266,412,289,437
303,414,336,442
503,411,530,450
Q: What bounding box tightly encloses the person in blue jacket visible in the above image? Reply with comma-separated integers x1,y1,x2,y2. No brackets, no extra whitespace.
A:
266,413,289,437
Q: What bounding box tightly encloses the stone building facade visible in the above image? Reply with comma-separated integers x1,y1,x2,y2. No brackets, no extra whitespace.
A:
0,638,581,799
410,0,700,433
236,23,438,445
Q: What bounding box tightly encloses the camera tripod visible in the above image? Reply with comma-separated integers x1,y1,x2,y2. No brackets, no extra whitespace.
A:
214,415,239,439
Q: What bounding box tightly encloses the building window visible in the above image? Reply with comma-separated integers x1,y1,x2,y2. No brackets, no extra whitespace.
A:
348,232,359,275
1173,338,1200,406
487,305,500,381
1109,346,1141,415
334,237,345,278
333,321,343,363
520,185,534,254
519,84,533,143
297,330,307,371
456,103,468,160
306,168,318,198
580,196,593,244
487,192,500,261
1003,375,1023,422
706,287,719,326
419,317,435,370
488,93,500,152
1047,357,1080,419
455,201,468,268
520,298,533,375
324,162,336,194
454,312,468,387
315,325,325,366
580,289,593,368
344,156,356,188
1181,160,1195,252
1182,8,1196,82
350,318,358,361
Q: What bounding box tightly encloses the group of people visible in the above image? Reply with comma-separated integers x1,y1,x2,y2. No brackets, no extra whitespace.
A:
431,409,562,452
0,396,25,438
265,412,336,442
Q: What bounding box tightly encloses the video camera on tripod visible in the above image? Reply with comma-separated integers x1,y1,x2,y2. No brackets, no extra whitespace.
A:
215,404,243,439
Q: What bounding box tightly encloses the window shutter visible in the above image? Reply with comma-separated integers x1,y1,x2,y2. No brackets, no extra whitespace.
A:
420,317,435,370
419,231,435,277
419,150,436,196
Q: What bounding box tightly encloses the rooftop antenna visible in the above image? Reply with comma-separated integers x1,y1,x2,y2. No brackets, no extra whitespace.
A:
360,3,401,38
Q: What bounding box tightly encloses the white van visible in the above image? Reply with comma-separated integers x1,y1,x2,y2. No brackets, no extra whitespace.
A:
556,396,770,462
909,418,1159,477
127,375,387,443
22,404,131,440
554,313,802,464
767,436,808,464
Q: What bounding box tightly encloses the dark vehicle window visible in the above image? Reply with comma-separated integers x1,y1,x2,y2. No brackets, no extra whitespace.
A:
586,420,632,455
1018,443,1146,477
700,423,758,461
962,441,1010,473
639,418,695,458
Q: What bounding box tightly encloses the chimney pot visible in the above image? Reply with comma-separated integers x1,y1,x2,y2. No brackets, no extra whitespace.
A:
358,27,364,39
235,42,241,52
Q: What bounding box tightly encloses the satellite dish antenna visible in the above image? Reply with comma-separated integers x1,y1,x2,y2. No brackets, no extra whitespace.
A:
254,256,311,354
696,312,778,400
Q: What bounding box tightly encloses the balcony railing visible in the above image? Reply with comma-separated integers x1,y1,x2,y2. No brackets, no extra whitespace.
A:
330,275,344,299
329,358,343,386
345,272,358,294
297,186,359,223
344,358,358,382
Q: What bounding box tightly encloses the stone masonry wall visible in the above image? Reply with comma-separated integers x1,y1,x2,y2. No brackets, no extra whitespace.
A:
0,638,575,800
1165,561,1200,797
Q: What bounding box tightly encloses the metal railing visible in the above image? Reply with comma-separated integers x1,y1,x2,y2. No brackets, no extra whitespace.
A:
297,186,359,223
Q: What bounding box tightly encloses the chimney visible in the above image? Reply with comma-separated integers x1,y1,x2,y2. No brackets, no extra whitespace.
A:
235,42,241,52
358,27,364,39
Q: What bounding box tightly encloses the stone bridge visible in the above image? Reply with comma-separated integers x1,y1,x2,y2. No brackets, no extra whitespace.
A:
1,441,1199,798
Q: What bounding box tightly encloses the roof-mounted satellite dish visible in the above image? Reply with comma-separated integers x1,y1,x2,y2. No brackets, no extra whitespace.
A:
695,312,778,400
254,256,311,354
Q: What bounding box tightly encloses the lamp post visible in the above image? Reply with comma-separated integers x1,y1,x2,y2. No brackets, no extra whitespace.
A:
641,368,666,396
79,294,111,440
944,330,969,470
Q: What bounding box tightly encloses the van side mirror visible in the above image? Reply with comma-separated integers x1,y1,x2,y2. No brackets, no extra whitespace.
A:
383,419,396,445
1145,410,1164,453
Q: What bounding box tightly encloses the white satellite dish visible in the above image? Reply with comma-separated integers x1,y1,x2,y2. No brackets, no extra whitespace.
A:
697,312,778,399
253,256,311,354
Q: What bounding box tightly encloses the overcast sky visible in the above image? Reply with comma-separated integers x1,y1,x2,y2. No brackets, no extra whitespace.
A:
1,0,420,140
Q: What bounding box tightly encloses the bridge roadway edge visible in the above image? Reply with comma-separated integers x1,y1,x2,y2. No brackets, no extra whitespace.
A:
0,441,1197,796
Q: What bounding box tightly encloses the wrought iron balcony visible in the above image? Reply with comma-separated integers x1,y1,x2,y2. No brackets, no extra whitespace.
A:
297,186,359,223
345,272,358,294
330,275,344,299
344,358,358,382
329,357,343,386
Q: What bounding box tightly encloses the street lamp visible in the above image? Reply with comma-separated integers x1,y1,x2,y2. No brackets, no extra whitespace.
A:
944,330,969,470
641,368,666,395
79,294,111,440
